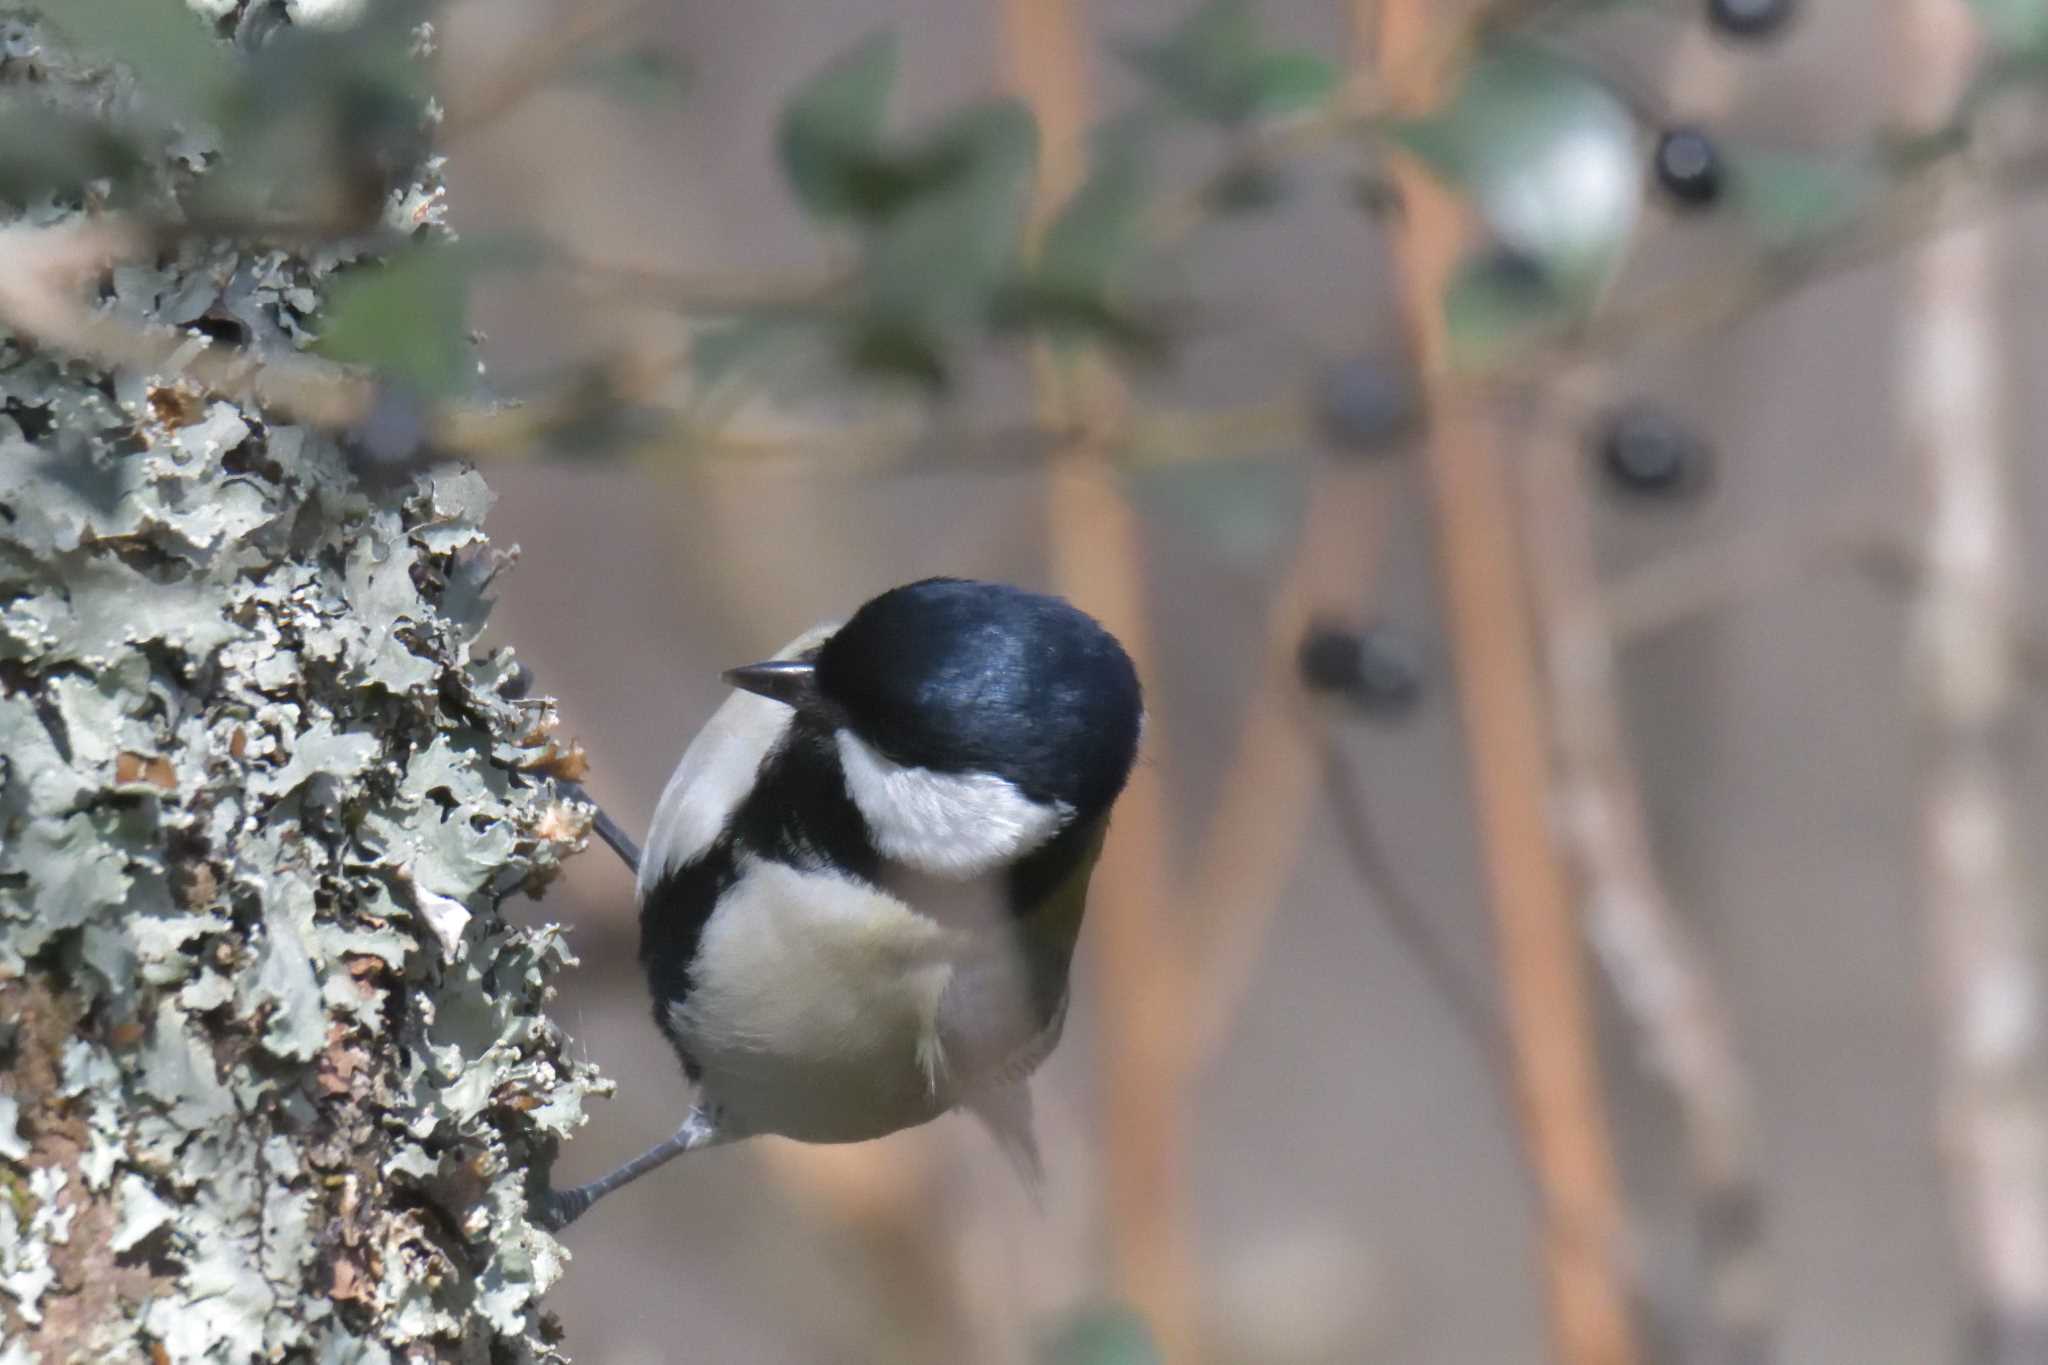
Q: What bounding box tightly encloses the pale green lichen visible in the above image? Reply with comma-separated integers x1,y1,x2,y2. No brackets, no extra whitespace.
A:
0,4,605,1361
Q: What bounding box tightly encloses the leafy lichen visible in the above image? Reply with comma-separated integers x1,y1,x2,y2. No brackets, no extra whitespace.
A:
0,5,605,1361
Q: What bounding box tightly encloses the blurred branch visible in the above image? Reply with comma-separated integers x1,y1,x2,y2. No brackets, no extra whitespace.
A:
1897,6,2048,1361
1521,375,1774,1365
438,0,661,142
1604,498,2048,708
1181,465,1392,1071
1373,5,1642,1364
559,250,852,318
1042,447,1197,1365
1315,730,1508,1080
1516,39,1776,1360
1602,493,1900,643
1500,142,2048,395
0,218,376,428
673,135,2048,473
1145,0,1597,248
23,53,2048,490
1002,3,1201,1361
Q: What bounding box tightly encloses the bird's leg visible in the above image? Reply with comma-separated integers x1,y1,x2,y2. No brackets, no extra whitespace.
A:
535,1103,726,1231
552,780,643,877
586,802,642,877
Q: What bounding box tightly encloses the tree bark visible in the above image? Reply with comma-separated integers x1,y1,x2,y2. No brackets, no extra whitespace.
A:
0,8,604,1362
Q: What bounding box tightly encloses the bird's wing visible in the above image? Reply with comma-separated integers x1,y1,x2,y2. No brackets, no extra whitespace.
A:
637,621,840,896
1011,817,1110,1029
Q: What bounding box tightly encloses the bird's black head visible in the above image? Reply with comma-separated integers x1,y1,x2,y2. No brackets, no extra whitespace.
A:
766,578,1142,819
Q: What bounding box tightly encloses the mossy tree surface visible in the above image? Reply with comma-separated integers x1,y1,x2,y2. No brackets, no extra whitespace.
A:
0,6,604,1361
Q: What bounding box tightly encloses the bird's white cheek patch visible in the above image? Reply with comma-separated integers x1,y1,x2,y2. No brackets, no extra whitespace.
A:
835,730,1072,878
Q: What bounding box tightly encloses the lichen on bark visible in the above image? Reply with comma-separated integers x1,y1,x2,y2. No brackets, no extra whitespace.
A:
0,5,606,1361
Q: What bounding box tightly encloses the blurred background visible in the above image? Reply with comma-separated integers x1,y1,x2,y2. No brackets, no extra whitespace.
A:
428,1,2045,1361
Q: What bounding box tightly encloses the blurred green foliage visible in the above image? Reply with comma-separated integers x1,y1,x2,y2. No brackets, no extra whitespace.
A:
1037,1304,1163,1365
314,240,476,393
1113,0,1339,125
1970,0,2048,56
1387,41,1640,302
5,0,2043,487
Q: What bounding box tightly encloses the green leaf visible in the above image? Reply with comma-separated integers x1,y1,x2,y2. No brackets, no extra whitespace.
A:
1386,41,1640,294
0,99,144,204
690,317,815,390
1245,51,1341,117
989,281,1168,359
48,0,238,124
564,44,693,107
1004,121,1168,355
1039,122,1152,291
777,31,901,220
1970,0,2048,54
1038,1305,1162,1365
198,6,435,229
1116,1,1257,121
1116,1,1337,125
1729,148,1875,248
1442,250,1575,371
1125,457,1303,568
850,100,1038,387
315,243,476,396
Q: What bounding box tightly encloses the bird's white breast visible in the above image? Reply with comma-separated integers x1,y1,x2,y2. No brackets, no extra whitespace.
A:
676,858,980,1142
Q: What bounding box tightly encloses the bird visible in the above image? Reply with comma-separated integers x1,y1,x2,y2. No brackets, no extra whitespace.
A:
538,577,1143,1229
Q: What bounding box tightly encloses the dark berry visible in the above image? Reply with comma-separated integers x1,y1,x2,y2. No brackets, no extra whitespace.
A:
1299,623,1426,719
1654,128,1723,208
1204,157,1291,214
1350,173,1404,220
1707,0,1795,39
1594,406,1713,501
1314,356,1419,457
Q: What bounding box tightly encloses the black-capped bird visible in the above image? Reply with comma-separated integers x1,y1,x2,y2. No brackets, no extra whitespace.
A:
539,578,1142,1228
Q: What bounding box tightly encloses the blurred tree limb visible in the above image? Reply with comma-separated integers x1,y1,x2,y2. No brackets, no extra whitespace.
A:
1897,4,2048,1363
17,53,2048,504
1519,27,1776,1357
1002,2,1201,1359
1521,375,1774,1365
1373,3,1643,1363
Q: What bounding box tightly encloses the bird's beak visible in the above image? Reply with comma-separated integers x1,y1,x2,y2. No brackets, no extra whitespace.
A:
722,659,819,709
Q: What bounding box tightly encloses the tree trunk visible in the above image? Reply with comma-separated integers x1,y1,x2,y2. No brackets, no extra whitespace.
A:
0,7,604,1361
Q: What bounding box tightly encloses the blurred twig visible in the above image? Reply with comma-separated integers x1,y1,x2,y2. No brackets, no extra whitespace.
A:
1178,464,1391,1077
1372,4,1642,1364
0,218,376,428
1516,36,1777,1361
1503,143,2048,396
1521,376,1774,1365
1897,6,2048,1361
21,72,2048,492
559,250,852,318
1315,732,1508,1079
1602,493,1901,643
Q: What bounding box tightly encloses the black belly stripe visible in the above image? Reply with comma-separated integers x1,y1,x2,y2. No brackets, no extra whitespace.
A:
637,715,880,1081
